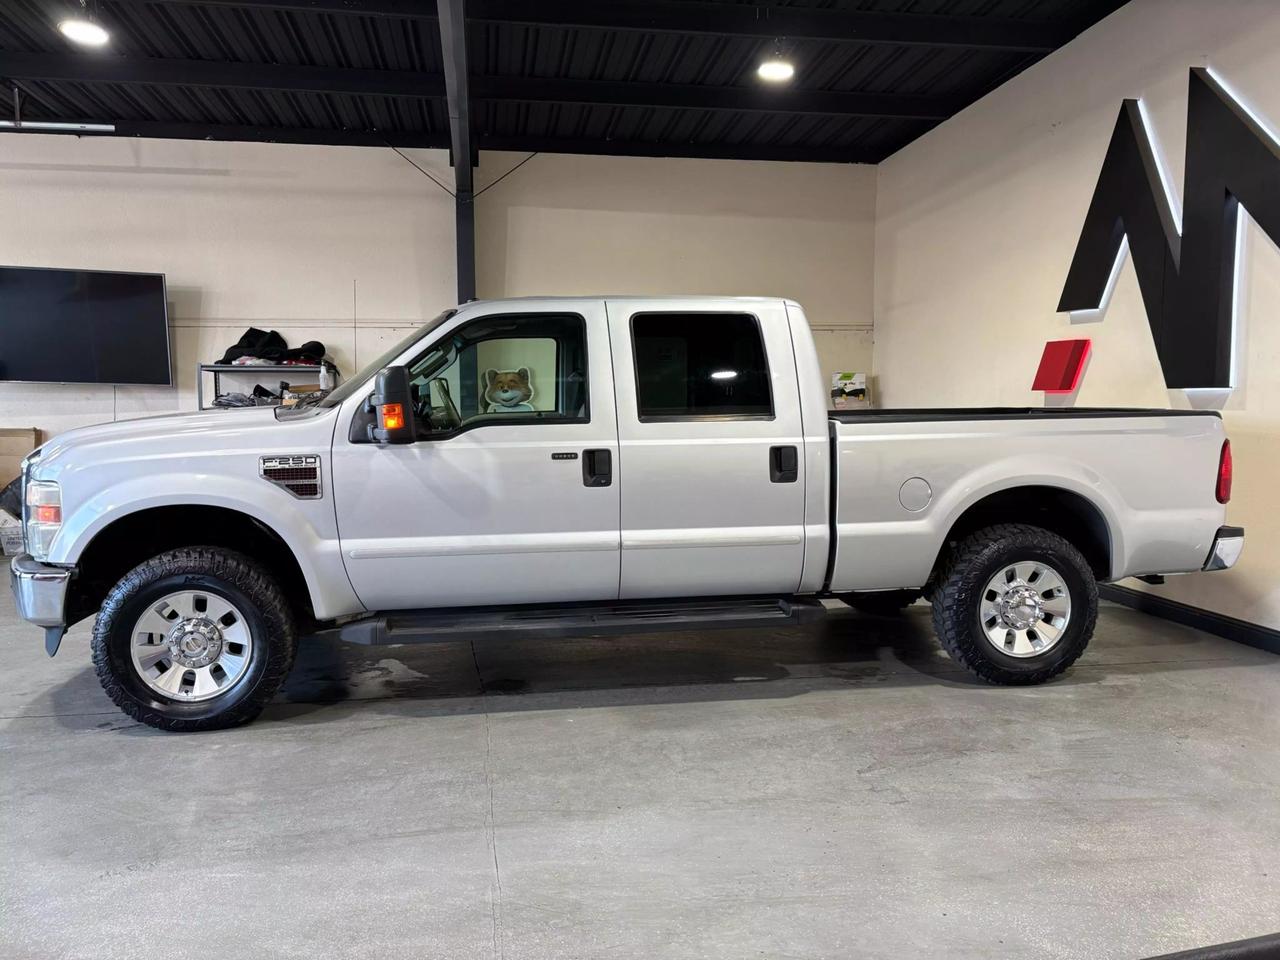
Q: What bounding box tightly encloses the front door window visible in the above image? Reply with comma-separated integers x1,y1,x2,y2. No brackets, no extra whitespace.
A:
407,313,589,436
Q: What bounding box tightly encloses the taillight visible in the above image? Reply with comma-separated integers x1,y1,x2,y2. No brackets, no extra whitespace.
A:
1216,439,1232,504
33,504,61,524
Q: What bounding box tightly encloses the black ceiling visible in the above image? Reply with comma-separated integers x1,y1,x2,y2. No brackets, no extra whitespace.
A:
0,0,1127,164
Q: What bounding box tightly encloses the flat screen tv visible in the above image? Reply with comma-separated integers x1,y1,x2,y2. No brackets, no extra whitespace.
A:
0,266,171,385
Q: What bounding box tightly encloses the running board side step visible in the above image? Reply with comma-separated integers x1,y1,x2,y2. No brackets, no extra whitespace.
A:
322,597,826,646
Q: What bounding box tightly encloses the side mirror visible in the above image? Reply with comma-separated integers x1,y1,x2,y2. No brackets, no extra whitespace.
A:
364,365,415,444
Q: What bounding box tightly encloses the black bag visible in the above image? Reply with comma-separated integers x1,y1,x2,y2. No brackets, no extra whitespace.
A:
283,340,326,363
218,327,288,364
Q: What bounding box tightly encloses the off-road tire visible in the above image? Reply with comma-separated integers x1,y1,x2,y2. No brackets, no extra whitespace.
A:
847,589,923,615
931,523,1097,685
0,476,21,518
92,547,297,731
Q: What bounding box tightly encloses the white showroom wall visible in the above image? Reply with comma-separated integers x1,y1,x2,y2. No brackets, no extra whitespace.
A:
873,0,1280,628
474,151,877,380
0,134,458,434
0,137,876,436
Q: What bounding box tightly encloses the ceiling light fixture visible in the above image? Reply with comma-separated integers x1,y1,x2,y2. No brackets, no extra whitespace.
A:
757,38,794,83
757,59,795,83
58,17,109,46
57,2,109,47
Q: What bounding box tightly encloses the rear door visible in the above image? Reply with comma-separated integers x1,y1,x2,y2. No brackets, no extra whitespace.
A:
606,298,807,598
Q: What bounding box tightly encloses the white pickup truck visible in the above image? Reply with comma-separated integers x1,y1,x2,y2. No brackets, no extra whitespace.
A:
11,296,1243,731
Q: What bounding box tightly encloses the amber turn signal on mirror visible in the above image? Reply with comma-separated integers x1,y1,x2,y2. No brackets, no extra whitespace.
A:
365,366,416,444
380,403,405,432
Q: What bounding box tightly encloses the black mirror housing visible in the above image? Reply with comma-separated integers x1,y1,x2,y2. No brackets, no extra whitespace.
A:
365,365,416,444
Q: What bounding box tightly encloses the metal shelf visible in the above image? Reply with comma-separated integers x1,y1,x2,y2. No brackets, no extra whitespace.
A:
196,363,338,410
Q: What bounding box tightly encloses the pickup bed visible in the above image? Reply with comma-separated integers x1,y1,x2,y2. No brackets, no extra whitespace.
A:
10,296,1243,730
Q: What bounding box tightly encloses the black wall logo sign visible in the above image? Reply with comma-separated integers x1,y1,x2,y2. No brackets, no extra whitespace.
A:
1058,68,1280,389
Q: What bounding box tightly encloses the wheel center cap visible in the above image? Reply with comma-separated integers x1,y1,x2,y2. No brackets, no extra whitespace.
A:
998,583,1043,630
167,618,223,668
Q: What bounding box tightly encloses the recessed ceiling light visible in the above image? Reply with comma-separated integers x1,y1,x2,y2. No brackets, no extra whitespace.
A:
58,17,110,47
757,58,795,83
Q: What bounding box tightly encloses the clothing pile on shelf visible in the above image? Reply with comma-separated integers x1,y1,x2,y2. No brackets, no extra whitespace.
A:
218,328,327,366
211,328,339,408
212,385,281,408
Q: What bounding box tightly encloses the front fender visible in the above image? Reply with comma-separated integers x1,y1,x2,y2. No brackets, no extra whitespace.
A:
50,474,364,621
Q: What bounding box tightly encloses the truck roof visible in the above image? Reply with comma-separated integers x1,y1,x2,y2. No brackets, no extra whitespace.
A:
458,295,797,308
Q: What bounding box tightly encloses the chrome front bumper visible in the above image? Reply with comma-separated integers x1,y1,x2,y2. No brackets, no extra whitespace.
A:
1202,526,1245,572
10,555,73,656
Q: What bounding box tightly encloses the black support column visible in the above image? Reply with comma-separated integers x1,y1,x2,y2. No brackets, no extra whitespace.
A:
437,0,476,303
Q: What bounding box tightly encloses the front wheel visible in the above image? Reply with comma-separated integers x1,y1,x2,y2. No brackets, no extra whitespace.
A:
92,547,297,731
931,523,1097,685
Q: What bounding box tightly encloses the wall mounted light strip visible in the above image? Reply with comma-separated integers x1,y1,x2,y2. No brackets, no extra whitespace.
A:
1134,97,1184,231
0,120,116,131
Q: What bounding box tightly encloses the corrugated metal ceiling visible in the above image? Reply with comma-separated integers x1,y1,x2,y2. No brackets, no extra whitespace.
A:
0,0,1127,162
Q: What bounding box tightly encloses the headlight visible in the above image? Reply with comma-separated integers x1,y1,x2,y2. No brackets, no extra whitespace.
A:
24,480,61,561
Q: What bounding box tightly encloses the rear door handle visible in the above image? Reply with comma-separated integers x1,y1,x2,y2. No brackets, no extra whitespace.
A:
583,448,612,487
770,445,798,483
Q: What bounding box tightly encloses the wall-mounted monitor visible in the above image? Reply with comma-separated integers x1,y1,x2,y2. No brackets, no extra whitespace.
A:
0,266,171,386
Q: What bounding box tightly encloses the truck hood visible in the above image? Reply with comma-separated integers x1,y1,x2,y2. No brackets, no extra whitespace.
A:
31,407,286,478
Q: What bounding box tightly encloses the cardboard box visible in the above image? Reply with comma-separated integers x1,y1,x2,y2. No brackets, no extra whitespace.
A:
0,428,40,486
830,372,871,410
0,509,23,557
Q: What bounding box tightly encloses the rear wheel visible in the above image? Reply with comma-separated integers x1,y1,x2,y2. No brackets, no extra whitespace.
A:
92,547,297,731
931,523,1097,685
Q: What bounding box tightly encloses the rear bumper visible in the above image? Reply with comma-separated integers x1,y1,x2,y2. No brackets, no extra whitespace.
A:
10,554,71,627
1202,526,1245,572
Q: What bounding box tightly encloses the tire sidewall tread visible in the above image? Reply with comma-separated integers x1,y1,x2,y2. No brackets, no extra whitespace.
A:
931,523,1098,685
91,547,297,731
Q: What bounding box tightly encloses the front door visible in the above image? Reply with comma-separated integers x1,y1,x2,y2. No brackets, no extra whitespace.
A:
331,301,620,610
606,299,807,599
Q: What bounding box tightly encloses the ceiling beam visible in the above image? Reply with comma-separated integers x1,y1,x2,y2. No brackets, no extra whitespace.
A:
470,0,1071,51
106,0,442,18
0,118,448,148
0,52,957,119
436,0,476,302
0,118,882,163
476,134,883,165
109,0,1074,51
0,51,445,99
437,0,473,193
475,76,958,119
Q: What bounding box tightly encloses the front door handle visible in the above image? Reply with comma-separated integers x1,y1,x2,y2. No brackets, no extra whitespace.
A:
583,448,612,487
770,445,798,483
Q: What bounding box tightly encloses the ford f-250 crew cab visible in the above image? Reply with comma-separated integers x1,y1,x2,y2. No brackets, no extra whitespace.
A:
11,297,1243,731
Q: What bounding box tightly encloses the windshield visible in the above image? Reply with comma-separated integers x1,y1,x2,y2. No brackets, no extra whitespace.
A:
318,309,457,408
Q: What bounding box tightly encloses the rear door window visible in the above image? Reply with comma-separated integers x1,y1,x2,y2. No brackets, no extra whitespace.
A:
630,313,773,420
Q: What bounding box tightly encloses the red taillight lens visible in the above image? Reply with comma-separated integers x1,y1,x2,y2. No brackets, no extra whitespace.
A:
1216,439,1232,504
33,504,61,524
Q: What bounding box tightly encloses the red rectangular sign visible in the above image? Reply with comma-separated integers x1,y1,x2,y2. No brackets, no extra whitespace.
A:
1033,338,1092,393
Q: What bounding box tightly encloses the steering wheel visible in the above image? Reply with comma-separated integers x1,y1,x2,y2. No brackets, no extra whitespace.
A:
412,384,435,428
429,377,463,431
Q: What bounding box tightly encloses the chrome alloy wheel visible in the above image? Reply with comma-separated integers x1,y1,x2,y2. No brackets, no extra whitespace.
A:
129,591,254,702
978,561,1072,659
